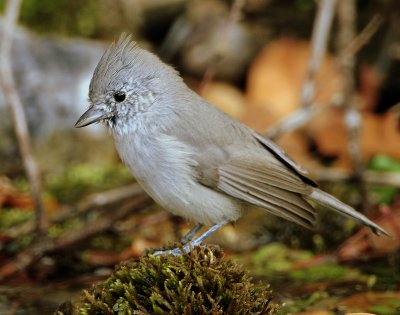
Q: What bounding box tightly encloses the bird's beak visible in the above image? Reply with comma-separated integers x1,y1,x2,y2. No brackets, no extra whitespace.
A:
75,107,107,128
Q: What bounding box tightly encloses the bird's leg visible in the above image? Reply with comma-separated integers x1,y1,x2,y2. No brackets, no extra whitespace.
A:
188,222,225,247
153,222,227,256
180,223,203,244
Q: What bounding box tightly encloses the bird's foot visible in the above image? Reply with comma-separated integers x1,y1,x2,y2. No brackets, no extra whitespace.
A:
152,221,226,256
152,242,206,257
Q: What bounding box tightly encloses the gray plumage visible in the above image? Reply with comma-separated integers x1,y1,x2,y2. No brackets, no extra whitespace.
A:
76,34,388,238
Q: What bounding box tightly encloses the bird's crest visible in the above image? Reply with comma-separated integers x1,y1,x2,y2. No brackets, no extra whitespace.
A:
89,33,140,99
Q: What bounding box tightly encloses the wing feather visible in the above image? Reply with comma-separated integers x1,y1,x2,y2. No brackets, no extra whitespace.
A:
217,162,316,229
250,130,317,186
218,175,315,229
225,162,311,194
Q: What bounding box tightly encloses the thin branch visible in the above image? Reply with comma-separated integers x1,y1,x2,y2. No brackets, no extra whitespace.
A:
0,192,153,280
316,169,400,187
5,184,146,239
266,8,382,140
266,96,342,139
336,0,368,208
0,0,46,234
301,0,337,109
199,0,246,91
338,14,383,63
267,0,337,140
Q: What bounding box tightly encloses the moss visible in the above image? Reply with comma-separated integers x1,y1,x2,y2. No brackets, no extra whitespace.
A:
0,208,34,231
237,243,371,285
55,245,279,314
46,163,132,203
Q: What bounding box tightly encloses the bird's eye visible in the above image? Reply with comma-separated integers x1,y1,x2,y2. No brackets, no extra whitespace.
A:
113,91,126,103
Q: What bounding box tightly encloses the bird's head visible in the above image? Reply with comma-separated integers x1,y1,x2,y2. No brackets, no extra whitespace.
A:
75,34,168,134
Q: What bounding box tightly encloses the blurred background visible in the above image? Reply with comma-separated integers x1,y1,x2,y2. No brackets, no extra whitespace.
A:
1,0,400,313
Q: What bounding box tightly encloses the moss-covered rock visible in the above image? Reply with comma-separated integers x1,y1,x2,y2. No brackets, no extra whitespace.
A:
55,245,279,314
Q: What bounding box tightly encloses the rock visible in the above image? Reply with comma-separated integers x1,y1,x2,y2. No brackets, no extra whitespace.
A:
0,20,106,138
0,22,113,173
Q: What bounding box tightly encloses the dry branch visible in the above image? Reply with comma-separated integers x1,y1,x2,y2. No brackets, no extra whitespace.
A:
316,169,400,188
301,0,337,109
338,14,383,63
266,6,382,141
0,192,153,280
267,0,337,140
199,0,246,90
336,0,368,207
5,184,146,239
0,0,46,234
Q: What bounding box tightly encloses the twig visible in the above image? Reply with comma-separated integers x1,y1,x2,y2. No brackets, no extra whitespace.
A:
338,14,383,63
0,0,46,235
266,96,342,139
301,0,337,109
5,184,146,239
199,0,246,91
55,184,144,223
336,0,368,208
267,0,337,140
315,169,400,187
266,4,382,141
0,192,153,280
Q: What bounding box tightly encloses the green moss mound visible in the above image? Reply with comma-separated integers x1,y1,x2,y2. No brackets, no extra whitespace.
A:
56,245,278,314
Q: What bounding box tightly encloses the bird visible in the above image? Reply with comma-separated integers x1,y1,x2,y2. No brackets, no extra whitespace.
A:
75,34,388,255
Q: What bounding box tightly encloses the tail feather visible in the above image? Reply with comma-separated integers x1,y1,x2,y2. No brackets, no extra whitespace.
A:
309,188,390,237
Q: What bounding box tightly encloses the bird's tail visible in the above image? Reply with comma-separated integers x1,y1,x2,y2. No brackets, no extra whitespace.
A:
309,188,390,237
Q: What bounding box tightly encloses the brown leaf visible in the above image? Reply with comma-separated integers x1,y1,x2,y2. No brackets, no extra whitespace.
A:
246,38,343,124
201,81,246,120
309,109,400,168
82,250,123,266
339,291,400,310
337,206,400,261
0,176,17,208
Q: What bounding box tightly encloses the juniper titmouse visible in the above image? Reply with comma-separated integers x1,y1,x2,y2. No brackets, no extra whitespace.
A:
75,34,388,255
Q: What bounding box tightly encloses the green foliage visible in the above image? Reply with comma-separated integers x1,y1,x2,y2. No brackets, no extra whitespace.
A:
90,235,131,252
237,243,370,284
367,154,400,204
244,242,312,275
288,264,346,282
368,154,400,172
294,0,315,12
46,163,132,203
56,245,279,315
15,0,100,37
278,291,329,315
0,208,34,231
0,209,35,252
368,299,400,315
48,217,83,239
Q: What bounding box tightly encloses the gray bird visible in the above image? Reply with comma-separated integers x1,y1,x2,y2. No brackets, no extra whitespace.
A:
75,34,388,255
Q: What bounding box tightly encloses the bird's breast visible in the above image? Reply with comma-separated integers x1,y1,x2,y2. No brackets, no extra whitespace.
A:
113,131,242,225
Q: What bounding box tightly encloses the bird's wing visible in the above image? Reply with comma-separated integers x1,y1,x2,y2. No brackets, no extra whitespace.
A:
167,101,316,228
198,156,317,229
250,130,317,186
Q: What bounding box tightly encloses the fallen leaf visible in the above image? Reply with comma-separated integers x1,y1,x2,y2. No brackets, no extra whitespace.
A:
308,109,400,168
246,38,343,123
337,206,400,261
0,176,17,208
339,291,400,313
201,81,246,119
82,250,122,266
